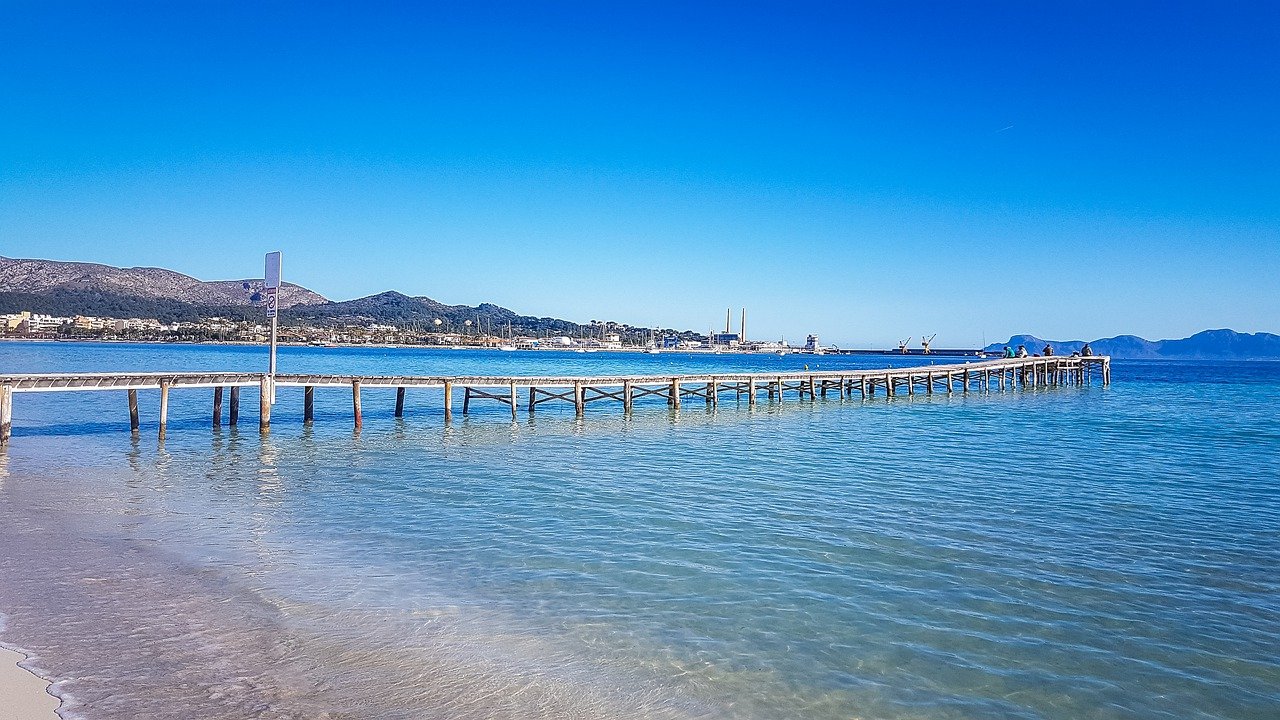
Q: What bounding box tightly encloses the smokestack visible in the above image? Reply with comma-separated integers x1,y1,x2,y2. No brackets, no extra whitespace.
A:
725,308,731,334
741,308,746,343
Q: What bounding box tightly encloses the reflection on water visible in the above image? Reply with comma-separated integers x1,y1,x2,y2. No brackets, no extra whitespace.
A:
0,347,1278,719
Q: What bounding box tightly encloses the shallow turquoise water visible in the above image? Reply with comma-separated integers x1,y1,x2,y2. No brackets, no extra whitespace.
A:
1,343,1277,719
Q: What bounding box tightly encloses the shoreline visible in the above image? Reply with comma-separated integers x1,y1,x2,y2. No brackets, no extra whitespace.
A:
0,645,60,720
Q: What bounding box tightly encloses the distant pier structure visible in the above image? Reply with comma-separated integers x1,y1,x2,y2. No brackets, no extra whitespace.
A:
0,356,1110,444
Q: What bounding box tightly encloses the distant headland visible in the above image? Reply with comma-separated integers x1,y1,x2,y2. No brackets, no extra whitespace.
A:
985,330,1280,360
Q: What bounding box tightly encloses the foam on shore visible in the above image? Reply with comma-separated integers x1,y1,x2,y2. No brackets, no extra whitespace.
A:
0,643,61,720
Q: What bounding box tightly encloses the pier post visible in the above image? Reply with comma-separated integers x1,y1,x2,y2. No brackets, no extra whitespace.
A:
352,380,362,429
907,375,915,396
670,379,681,409
510,382,518,420
775,378,783,400
304,386,315,423
528,387,537,414
395,387,406,418
926,373,934,395
259,376,271,433
885,373,893,397
962,371,968,394
860,376,868,398
623,380,633,413
128,389,140,433
462,388,471,415
0,383,11,445
574,381,585,416
229,387,240,426
213,387,223,427
707,380,715,407
443,381,453,421
158,381,170,440
747,378,756,406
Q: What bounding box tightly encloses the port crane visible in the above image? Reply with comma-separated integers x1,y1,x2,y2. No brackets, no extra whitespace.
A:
897,337,912,354
921,334,937,355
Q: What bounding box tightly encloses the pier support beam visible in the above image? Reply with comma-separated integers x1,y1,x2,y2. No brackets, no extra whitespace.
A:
747,379,756,406
510,382,518,420
395,387,406,418
574,382,585,416
443,381,453,421
213,386,223,427
304,386,315,423
352,380,362,429
229,387,240,426
623,380,633,413
670,379,681,409
158,381,170,440
128,389,140,433
259,377,271,433
0,384,11,445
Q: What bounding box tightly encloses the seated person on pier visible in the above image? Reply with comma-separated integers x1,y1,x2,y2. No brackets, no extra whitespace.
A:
1017,345,1029,358
1003,346,1014,358
1043,344,1054,356
1081,343,1093,356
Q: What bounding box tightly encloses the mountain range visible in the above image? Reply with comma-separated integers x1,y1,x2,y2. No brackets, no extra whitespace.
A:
0,256,659,337
985,331,1280,359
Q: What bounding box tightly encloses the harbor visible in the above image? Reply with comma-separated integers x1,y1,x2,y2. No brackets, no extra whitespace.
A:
0,355,1110,443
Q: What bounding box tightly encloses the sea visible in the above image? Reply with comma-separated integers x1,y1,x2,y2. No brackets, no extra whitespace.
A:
0,342,1276,720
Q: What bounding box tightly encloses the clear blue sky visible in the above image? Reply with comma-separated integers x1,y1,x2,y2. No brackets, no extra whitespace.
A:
2,1,1277,346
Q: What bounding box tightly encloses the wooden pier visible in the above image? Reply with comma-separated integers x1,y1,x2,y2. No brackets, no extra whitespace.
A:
0,356,1110,444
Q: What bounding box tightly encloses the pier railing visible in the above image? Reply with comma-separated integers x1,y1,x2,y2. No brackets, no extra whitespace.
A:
0,356,1109,443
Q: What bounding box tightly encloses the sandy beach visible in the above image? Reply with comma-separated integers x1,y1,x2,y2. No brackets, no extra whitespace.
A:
0,646,59,720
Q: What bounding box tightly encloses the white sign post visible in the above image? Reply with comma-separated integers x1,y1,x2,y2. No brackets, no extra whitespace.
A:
264,251,282,404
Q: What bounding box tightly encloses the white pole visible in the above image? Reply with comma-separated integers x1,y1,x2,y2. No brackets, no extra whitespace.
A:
265,251,282,404
269,311,278,404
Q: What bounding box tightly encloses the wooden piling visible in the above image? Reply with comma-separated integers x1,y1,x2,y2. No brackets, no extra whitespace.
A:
352,380,362,428
213,386,223,427
304,386,315,423
259,376,271,432
574,381,584,416
128,388,140,433
747,378,756,406
462,387,471,415
860,376,868,398
443,381,453,421
509,382,518,420
229,387,240,426
670,379,681,409
623,380,633,413
158,381,170,440
395,387,406,418
0,384,12,445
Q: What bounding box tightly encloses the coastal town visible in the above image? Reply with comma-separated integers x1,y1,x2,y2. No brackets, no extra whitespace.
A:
0,309,817,352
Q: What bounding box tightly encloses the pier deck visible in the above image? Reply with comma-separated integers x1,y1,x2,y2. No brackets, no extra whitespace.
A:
0,356,1109,443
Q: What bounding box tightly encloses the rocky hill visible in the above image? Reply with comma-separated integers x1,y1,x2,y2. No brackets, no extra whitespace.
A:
0,257,678,339
0,256,327,308
986,330,1280,359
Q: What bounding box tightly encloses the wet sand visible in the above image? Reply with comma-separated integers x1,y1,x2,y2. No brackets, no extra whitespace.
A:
0,646,59,720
